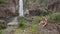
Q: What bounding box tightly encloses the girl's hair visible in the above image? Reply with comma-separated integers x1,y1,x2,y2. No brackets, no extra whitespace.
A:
42,17,47,21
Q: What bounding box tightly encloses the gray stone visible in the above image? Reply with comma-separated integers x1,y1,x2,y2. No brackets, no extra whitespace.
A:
4,28,14,34
36,23,60,34
7,17,18,26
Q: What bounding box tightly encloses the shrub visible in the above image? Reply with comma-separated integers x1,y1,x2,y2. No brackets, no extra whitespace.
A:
46,13,60,24
18,16,28,29
0,0,7,7
33,16,42,24
25,16,42,33
39,8,52,16
0,20,7,29
0,0,6,4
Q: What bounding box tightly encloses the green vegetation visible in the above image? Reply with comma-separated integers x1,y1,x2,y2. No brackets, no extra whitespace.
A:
0,0,7,7
27,24,37,32
0,30,3,34
18,0,60,33
17,13,60,34
18,16,28,29
0,20,7,29
17,16,41,34
33,16,42,24
43,0,49,3
27,16,41,33
0,30,4,34
39,8,52,16
0,0,7,4
46,13,60,24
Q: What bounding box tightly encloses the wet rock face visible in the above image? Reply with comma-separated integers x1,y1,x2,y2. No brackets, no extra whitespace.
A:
24,0,60,12
0,7,16,18
24,9,48,17
6,0,18,13
29,9,40,16
0,0,18,17
37,23,60,34
24,9,41,17
0,0,18,22
0,7,17,22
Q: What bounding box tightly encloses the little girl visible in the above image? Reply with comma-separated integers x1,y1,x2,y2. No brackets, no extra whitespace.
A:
39,17,47,27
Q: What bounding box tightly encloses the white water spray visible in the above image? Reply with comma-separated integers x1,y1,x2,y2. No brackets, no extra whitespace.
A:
19,0,24,16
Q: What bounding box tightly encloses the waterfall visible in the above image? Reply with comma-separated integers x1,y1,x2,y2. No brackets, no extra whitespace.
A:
19,0,24,16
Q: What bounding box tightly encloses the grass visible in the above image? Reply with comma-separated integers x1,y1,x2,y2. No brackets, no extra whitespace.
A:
14,28,23,34
16,16,41,34
18,16,28,29
46,13,60,24
0,30,4,34
14,15,60,34
14,24,38,34
27,24,37,32
33,16,42,24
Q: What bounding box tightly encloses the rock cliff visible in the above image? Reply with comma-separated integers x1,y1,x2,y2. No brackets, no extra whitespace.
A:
24,0,60,12
0,0,18,22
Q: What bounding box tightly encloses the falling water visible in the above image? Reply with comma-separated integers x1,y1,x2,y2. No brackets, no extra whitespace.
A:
19,0,24,16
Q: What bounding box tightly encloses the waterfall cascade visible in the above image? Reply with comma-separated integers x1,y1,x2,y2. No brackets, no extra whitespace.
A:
19,0,24,16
